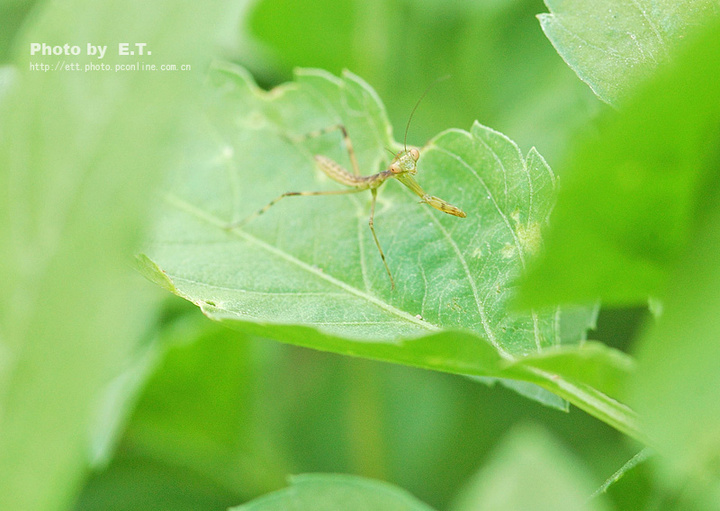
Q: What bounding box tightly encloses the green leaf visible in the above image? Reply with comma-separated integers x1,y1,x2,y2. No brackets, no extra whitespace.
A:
229,473,437,511
123,312,289,498
0,1,238,510
520,19,720,308
505,341,635,400
142,63,642,437
451,425,611,511
501,342,642,442
539,0,720,104
630,172,720,498
477,303,600,411
147,62,566,354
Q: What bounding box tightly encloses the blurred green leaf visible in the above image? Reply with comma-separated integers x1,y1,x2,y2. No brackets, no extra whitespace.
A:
0,1,240,510
539,0,719,104
229,473,437,511
630,171,720,505
122,312,289,498
520,19,720,308
589,448,652,501
451,425,611,511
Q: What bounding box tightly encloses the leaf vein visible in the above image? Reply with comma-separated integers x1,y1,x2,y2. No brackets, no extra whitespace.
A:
162,192,438,332
416,201,510,358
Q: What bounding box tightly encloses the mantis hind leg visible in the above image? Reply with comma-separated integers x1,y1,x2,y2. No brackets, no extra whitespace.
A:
369,188,394,289
226,188,364,230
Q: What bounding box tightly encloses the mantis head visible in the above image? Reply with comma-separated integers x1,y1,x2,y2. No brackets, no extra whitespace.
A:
389,148,419,175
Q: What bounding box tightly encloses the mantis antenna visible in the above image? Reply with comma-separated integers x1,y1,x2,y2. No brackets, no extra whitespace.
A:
403,75,451,151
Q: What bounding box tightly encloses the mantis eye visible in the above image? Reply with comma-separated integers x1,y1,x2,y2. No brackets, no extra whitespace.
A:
390,163,402,174
409,148,420,161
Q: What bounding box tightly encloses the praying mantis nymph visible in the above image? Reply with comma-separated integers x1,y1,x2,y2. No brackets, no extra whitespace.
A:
227,90,466,289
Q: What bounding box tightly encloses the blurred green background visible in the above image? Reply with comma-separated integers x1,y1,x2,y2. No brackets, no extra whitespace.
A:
239,0,603,164
0,0,655,510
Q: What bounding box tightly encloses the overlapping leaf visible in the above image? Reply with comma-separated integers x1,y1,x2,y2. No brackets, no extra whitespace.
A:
540,0,719,104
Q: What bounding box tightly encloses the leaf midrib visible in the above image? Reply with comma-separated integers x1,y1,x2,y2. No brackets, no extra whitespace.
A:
161,192,439,332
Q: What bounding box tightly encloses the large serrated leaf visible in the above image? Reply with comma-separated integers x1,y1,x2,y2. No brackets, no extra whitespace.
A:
141,63,642,438
147,62,565,354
